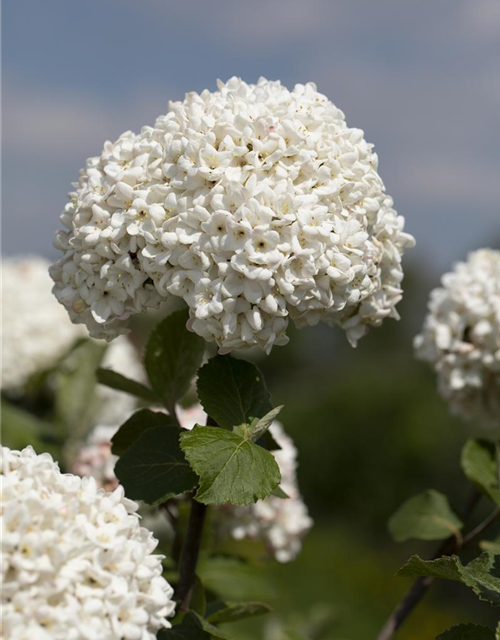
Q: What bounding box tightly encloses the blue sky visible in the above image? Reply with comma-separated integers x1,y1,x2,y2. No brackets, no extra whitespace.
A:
3,0,499,276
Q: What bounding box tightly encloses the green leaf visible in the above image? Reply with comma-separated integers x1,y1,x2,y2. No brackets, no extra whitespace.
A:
198,557,277,602
196,355,272,429
398,552,500,607
272,486,290,499
249,406,284,442
461,439,500,506
158,611,230,639
114,426,198,504
436,623,495,639
460,552,500,606
180,426,281,505
144,310,205,413
55,340,107,434
96,368,159,403
207,601,271,624
388,490,463,542
111,409,175,455
397,555,463,581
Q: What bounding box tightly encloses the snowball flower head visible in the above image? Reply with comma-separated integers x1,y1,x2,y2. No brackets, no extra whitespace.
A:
414,249,500,427
1,446,175,639
51,77,414,353
1,256,143,425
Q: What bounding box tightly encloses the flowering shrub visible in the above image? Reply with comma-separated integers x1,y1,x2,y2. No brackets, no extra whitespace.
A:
414,249,500,427
1,446,175,640
6,74,497,640
50,77,414,352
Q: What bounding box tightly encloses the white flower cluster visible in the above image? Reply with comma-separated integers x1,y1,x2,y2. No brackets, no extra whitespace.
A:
1,446,175,640
1,257,87,389
1,257,142,426
414,249,500,427
51,77,414,352
222,420,313,562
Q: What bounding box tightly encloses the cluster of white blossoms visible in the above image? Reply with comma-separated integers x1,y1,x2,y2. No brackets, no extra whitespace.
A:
414,249,500,427
221,420,313,562
1,446,175,640
1,257,142,426
50,77,414,352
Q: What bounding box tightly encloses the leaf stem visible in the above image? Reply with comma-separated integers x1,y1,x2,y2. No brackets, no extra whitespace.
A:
174,415,217,611
175,497,207,612
375,488,484,640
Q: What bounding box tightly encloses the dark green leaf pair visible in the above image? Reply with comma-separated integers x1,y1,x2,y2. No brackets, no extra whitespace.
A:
182,356,282,505
102,311,283,507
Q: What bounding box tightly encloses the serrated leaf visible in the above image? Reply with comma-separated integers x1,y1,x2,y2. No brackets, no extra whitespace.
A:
249,406,284,442
111,409,175,455
397,555,463,581
207,601,271,624
180,426,280,505
144,310,205,413
196,355,272,429
158,611,230,639
55,340,107,433
115,426,198,504
460,552,500,606
198,557,276,602
398,552,500,607
96,368,158,403
461,439,500,506
388,490,463,542
436,623,495,639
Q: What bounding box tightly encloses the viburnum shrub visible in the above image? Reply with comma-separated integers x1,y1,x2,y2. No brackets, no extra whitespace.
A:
47,76,417,635
11,77,500,638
